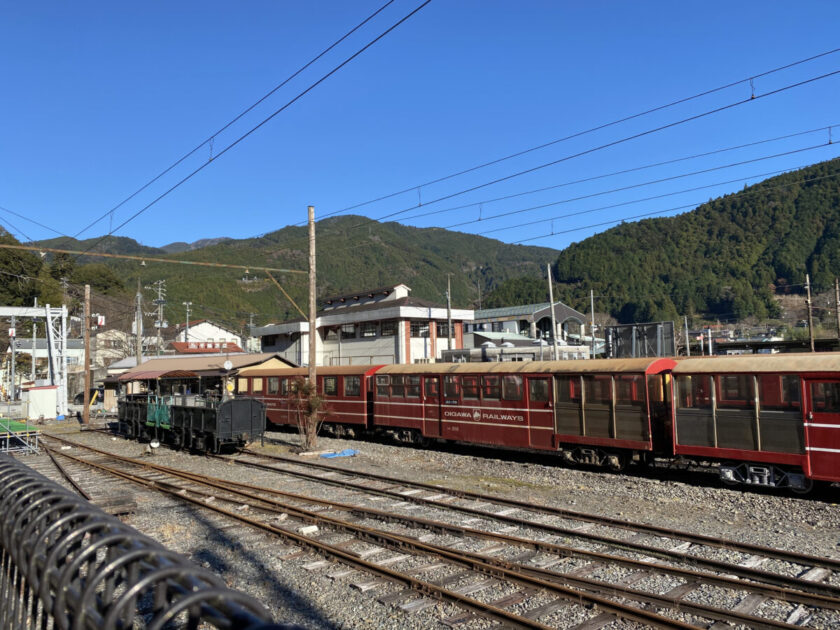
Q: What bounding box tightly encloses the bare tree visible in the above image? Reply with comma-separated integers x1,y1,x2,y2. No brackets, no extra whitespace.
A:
289,378,327,450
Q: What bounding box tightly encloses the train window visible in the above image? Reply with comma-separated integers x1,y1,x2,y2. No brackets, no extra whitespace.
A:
482,375,500,399
280,378,289,395
529,378,549,402
344,376,361,397
462,375,479,399
391,375,405,397
424,378,439,397
555,376,572,403
252,378,263,393
759,374,799,410
676,375,711,409
810,382,840,413
502,375,523,401
616,375,643,406
444,375,460,398
267,377,279,395
323,377,338,396
406,375,421,397
237,378,249,393
716,374,754,409
583,375,611,405
376,375,390,397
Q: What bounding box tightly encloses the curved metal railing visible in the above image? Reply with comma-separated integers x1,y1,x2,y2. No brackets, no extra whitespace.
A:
0,454,292,629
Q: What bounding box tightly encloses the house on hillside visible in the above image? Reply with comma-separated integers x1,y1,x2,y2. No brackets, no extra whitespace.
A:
253,284,474,365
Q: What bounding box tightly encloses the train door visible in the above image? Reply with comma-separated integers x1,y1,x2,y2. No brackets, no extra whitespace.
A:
422,376,442,437
803,379,840,481
526,376,552,449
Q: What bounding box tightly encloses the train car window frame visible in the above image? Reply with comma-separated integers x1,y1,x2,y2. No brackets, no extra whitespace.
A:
280,378,288,396
483,375,500,399
391,375,406,397
267,377,279,395
676,374,712,409
406,375,421,398
444,375,460,399
344,375,361,397
715,373,754,410
252,378,263,393
462,375,479,399
810,381,840,413
502,375,523,401
529,378,549,402
759,374,800,410
615,374,644,407
424,378,439,397
323,376,338,396
237,377,249,393
375,375,390,398
582,375,611,405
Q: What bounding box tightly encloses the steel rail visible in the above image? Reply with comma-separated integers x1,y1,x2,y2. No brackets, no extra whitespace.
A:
241,448,840,571
43,444,92,500
45,438,837,629
0,453,281,630
45,442,703,629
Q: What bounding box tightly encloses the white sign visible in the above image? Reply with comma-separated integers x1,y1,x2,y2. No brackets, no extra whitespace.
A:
8,328,14,338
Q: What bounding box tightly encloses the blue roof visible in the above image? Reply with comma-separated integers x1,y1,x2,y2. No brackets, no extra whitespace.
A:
474,303,551,319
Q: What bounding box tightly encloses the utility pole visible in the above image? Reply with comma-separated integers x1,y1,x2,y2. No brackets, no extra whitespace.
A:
684,315,691,357
31,319,37,381
9,315,16,401
146,279,167,355
806,273,815,353
446,274,453,351
83,284,91,424
835,278,840,341
305,205,318,449
590,289,596,359
248,313,256,353
182,301,192,342
546,264,558,360
135,279,143,365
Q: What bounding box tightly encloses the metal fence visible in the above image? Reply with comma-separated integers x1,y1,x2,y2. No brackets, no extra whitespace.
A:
0,454,293,629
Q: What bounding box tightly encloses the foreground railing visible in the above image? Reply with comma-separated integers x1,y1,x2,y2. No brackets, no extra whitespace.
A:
0,454,292,629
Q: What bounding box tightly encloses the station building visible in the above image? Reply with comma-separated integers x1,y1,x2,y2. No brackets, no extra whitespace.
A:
252,284,473,366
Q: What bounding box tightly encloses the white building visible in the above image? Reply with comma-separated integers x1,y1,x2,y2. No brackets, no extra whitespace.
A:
172,319,243,349
253,284,473,366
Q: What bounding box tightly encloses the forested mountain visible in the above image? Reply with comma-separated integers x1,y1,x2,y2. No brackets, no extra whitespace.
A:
26,217,557,331
485,158,840,324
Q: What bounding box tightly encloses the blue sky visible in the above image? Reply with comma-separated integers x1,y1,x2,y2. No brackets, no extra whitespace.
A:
2,1,839,252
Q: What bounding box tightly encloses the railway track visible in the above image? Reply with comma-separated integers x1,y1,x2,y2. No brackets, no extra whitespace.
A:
40,433,840,628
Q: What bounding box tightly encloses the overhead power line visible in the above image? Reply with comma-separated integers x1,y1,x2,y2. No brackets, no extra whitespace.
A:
71,0,397,241
359,68,840,226
318,47,840,220
75,0,432,260
0,205,71,239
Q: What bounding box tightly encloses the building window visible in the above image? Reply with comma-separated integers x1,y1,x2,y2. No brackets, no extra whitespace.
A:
360,322,377,338
344,376,361,397
341,324,356,340
324,327,338,340
323,376,337,396
410,321,430,338
381,320,397,337
437,321,452,338
268,377,279,394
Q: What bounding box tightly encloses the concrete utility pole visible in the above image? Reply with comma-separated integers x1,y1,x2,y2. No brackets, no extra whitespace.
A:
83,284,91,424
182,301,192,342
684,315,691,356
146,279,167,355
806,274,815,353
31,320,36,381
835,278,840,340
308,205,317,379
546,264,558,361
135,280,143,365
446,274,453,351
9,315,16,401
590,289,596,359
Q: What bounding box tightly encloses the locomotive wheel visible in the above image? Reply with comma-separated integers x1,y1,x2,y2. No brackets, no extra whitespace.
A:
790,478,814,495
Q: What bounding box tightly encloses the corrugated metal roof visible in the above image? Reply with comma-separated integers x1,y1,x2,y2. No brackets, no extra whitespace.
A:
673,352,840,374
238,364,383,377
120,353,288,376
474,303,551,319
119,369,198,382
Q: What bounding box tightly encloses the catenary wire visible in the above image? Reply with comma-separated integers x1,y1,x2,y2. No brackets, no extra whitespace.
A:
359,68,840,226
0,206,72,239
74,0,432,260
71,0,397,240
316,47,840,221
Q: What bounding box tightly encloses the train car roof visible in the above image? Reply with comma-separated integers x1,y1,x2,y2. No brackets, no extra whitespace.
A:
237,364,384,377
673,352,840,374
377,357,676,375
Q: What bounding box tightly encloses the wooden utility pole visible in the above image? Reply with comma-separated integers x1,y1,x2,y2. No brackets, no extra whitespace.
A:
806,274,815,353
835,278,840,340
306,205,318,449
9,315,15,401
83,284,91,424
684,315,691,356
590,289,596,359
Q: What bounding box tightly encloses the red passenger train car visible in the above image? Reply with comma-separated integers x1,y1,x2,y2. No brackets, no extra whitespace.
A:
235,353,840,492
